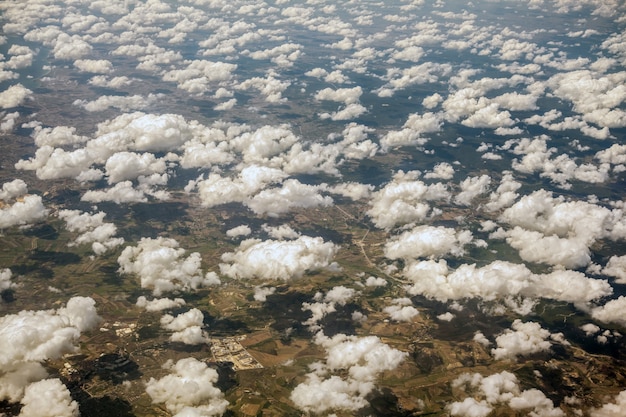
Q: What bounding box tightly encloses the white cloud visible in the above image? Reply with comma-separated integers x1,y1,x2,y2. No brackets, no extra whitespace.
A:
19,378,79,417
253,285,276,302
454,174,491,206
0,194,48,229
0,297,100,401
402,259,611,309
161,308,208,345
384,225,473,260
591,296,626,327
136,296,186,312
58,209,124,255
384,298,419,322
73,58,113,73
589,390,626,417
448,371,563,417
81,181,148,204
246,179,333,217
118,237,218,296
602,255,626,283
145,358,228,417
491,320,554,360
0,84,32,109
0,179,28,200
290,332,407,414
219,235,339,281
226,225,252,238
315,86,363,105
367,170,450,230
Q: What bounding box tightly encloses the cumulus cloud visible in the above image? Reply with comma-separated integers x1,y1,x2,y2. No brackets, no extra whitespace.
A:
384,225,473,260
367,170,450,230
290,332,407,414
246,179,333,217
19,378,79,417
448,371,563,417
401,259,611,309
136,296,186,312
454,174,491,206
591,296,626,327
58,209,124,255
383,298,419,322
491,320,558,360
0,193,48,229
0,179,28,201
73,58,113,73
219,235,339,281
161,308,208,345
118,237,219,296
380,112,443,150
589,390,626,417
145,357,228,417
497,189,626,268
0,297,100,402
0,84,32,109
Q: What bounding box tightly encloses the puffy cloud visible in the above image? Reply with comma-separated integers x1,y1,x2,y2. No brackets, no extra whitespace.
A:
424,162,455,180
31,125,89,148
162,60,237,94
0,84,32,109
236,73,290,102
491,320,555,360
454,174,491,206
145,358,228,417
226,225,252,238
291,333,407,414
104,151,168,184
53,34,93,60
0,179,28,200
402,259,611,308
497,189,626,267
589,390,626,417
262,224,301,240
136,296,186,312
380,112,443,150
81,181,148,204
0,297,100,401
602,255,626,283
161,308,208,345
74,94,160,112
315,86,362,105
246,179,333,217
329,182,374,201
449,371,564,417
220,235,339,281
367,170,450,230
0,268,15,293
58,209,123,255
73,58,113,73
384,225,473,260
0,194,48,229
253,285,276,302
19,378,79,417
383,298,419,322
591,296,626,327
364,275,387,287
118,237,218,296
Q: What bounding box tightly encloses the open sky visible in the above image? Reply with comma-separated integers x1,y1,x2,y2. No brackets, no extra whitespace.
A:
1,0,626,416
